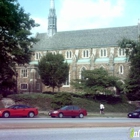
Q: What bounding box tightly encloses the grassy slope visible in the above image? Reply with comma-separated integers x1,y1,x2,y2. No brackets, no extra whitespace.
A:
0,93,136,113
72,97,135,112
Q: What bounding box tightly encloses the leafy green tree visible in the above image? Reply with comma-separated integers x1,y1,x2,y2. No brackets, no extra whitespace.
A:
119,38,140,100
0,0,39,92
38,53,69,92
51,92,72,110
71,68,121,95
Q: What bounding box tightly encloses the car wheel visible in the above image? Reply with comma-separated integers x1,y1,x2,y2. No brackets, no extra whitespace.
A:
138,114,140,118
28,112,35,118
79,113,84,118
3,112,10,118
58,113,63,118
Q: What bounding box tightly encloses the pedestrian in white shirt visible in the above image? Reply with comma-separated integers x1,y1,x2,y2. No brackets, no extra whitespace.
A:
100,103,105,114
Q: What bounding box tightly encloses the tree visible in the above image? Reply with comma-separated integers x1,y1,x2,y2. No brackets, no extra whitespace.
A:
38,53,69,92
0,0,39,92
71,68,121,95
51,92,72,110
119,38,140,100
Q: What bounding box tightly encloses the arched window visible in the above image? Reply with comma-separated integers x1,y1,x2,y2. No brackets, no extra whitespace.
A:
66,51,72,59
80,67,86,79
119,65,124,74
101,49,103,56
63,73,70,86
118,48,125,56
100,49,107,57
82,50,90,58
117,80,125,84
51,51,56,55
35,52,42,60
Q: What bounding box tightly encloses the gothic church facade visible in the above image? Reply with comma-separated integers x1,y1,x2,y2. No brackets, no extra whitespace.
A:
16,0,140,93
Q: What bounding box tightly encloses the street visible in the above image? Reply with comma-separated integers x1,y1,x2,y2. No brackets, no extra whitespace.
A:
0,127,140,140
0,117,140,140
0,117,140,129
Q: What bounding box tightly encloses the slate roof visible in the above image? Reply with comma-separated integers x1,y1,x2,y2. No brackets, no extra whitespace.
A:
32,25,138,51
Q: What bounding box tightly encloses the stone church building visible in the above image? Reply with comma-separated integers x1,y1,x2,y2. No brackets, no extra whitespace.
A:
16,0,140,93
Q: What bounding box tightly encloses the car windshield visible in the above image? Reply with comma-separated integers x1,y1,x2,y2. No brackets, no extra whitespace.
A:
134,109,140,112
7,105,30,109
7,105,16,109
60,106,69,110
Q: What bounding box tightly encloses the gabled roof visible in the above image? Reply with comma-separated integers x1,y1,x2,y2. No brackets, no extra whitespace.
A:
32,25,138,51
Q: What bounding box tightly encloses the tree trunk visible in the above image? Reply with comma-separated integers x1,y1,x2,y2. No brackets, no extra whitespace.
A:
52,87,54,93
58,87,60,92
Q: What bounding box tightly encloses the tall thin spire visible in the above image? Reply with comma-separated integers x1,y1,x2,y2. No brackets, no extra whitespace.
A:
48,0,57,37
50,0,55,9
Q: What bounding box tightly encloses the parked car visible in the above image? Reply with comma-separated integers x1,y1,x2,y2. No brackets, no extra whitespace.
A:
128,109,140,118
0,105,38,118
48,105,87,118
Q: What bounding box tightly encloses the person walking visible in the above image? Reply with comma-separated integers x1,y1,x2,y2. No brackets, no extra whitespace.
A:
100,103,105,114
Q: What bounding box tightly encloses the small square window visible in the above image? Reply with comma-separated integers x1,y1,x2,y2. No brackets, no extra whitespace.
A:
21,84,28,90
21,69,28,78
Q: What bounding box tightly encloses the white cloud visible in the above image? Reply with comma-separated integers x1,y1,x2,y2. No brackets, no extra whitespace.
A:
58,0,125,31
31,0,126,34
31,17,48,36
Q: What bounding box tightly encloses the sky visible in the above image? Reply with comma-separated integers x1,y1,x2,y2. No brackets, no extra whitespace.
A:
17,0,140,36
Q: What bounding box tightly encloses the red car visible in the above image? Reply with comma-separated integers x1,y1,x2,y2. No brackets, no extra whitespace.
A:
0,105,38,118
48,105,87,118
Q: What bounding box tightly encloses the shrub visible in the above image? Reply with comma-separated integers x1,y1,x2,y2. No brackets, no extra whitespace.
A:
93,94,122,104
126,91,140,101
51,92,72,110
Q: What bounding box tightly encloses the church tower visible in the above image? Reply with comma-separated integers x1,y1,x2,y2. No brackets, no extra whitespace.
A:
48,0,57,37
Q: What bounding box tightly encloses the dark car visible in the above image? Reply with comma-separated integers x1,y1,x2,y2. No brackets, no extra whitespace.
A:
48,105,87,118
128,109,140,118
0,105,38,118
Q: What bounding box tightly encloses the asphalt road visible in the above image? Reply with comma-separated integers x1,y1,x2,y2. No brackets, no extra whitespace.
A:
0,117,140,129
0,127,140,140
